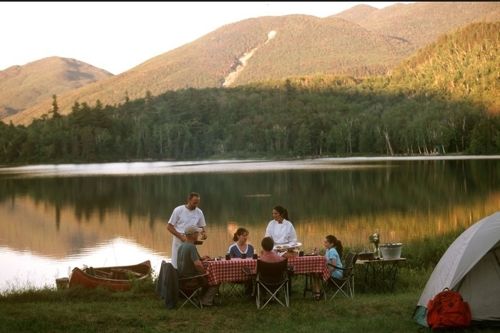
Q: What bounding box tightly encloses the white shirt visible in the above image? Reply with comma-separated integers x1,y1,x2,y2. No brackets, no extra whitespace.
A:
168,204,206,269
168,205,206,233
265,219,297,244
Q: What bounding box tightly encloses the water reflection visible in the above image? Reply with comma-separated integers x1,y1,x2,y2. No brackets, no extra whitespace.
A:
0,238,162,291
0,158,498,291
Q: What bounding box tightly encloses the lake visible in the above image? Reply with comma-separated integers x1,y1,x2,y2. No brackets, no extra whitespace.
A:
0,157,498,291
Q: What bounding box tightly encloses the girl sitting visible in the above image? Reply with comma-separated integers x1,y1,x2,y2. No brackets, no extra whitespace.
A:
228,227,255,258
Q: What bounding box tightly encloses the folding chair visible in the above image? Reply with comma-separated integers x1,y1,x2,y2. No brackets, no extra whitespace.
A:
325,252,358,300
178,273,208,309
255,259,290,309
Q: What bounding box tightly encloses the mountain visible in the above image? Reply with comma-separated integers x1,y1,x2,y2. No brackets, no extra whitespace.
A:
1,21,498,164
387,21,500,113
333,4,379,23
0,57,112,119
4,15,400,125
240,20,500,116
4,2,499,125
334,2,500,55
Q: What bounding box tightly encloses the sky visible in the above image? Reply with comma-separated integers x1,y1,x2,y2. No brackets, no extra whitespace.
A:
0,2,412,75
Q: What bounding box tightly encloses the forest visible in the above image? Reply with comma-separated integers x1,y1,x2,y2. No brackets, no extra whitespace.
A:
0,80,497,165
0,22,498,164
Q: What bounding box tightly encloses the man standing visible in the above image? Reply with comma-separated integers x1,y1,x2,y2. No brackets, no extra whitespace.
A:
167,192,207,269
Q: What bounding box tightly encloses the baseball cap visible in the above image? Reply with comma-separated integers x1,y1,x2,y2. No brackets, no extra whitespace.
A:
184,226,202,235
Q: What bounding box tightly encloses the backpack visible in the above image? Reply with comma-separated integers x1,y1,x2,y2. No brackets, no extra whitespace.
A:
426,288,471,330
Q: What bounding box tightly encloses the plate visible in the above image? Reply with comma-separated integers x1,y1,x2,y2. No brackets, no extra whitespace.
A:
273,242,302,251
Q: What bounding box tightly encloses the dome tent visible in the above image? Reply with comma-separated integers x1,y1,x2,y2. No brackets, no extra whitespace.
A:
414,212,500,327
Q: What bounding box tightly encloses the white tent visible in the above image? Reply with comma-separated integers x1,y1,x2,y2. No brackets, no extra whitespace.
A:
414,212,500,326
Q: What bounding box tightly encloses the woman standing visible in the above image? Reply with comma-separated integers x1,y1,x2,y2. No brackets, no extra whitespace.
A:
264,205,297,244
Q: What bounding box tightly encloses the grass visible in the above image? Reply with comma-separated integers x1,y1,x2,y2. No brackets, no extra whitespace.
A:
1,273,498,333
2,234,498,333
0,280,415,333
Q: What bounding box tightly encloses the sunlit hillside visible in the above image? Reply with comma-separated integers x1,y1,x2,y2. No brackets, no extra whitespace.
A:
5,2,499,125
1,20,499,164
387,22,500,113
0,57,112,119
5,16,398,125
334,1,500,55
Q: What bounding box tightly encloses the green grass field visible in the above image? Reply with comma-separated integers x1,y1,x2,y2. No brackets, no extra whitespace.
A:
2,233,498,333
1,271,498,333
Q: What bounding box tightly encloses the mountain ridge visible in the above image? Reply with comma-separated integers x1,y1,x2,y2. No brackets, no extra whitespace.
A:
0,57,112,119
0,22,498,164
3,2,499,125
333,1,500,54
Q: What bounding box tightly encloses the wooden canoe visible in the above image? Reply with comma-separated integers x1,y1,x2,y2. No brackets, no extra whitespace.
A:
68,260,151,291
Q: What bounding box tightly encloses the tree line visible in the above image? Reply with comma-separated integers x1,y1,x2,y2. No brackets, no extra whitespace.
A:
0,78,498,165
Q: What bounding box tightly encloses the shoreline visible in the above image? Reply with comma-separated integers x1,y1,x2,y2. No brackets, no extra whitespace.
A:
0,155,498,178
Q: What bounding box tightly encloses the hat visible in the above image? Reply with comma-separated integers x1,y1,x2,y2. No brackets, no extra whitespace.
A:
184,226,202,235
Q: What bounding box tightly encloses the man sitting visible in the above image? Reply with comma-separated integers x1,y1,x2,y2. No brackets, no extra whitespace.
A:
259,237,286,263
177,226,219,306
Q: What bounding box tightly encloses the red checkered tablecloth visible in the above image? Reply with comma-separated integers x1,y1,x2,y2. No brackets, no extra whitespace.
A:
203,256,330,286
288,255,330,281
203,259,256,285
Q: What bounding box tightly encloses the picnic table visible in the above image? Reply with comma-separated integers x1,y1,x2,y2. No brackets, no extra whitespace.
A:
203,255,330,286
355,258,407,292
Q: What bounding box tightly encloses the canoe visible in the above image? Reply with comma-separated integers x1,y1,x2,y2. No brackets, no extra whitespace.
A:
68,260,151,291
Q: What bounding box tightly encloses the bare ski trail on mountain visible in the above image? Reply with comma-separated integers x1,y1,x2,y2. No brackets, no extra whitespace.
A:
223,30,277,87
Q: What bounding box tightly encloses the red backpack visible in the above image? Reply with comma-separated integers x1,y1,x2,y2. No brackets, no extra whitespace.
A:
426,288,472,330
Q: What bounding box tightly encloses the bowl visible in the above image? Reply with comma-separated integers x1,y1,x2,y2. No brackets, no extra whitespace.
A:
379,243,402,260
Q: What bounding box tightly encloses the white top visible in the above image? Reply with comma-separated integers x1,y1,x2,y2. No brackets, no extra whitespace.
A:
265,219,297,244
228,243,250,254
168,204,206,233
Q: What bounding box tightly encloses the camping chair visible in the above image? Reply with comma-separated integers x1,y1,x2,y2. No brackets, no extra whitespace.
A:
325,252,358,300
255,259,290,309
178,273,209,309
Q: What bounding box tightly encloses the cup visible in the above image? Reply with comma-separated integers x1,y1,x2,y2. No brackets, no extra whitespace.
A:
299,250,304,257
253,253,258,259
241,253,247,259
225,253,231,260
